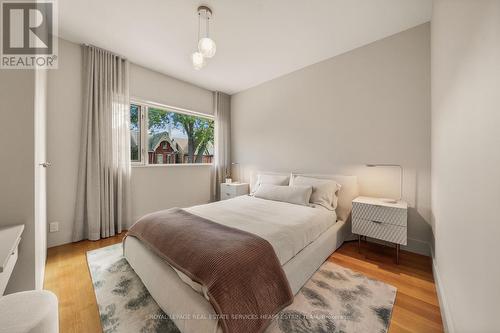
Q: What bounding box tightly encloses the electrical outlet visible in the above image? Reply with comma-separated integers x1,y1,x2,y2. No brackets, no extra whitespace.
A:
49,222,59,233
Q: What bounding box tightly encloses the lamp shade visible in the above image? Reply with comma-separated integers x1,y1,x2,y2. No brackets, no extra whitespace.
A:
198,37,216,58
365,163,404,201
191,51,205,70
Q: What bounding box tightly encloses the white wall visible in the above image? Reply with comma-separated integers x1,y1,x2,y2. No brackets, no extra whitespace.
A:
131,165,212,222
431,1,500,331
47,38,213,247
130,64,213,115
231,24,432,255
46,39,83,246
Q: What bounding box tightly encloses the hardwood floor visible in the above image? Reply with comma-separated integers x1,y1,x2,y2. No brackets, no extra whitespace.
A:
44,235,443,333
44,233,126,333
330,241,443,333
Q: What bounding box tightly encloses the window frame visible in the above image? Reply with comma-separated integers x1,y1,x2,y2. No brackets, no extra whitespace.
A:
129,102,144,165
130,98,215,167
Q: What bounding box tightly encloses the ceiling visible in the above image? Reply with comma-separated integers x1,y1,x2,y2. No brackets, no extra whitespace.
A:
58,0,432,94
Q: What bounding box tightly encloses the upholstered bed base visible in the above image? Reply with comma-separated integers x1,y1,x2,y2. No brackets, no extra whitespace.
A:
124,219,350,333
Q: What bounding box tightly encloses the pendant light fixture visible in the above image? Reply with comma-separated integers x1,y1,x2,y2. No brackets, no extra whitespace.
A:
191,51,205,70
192,6,216,70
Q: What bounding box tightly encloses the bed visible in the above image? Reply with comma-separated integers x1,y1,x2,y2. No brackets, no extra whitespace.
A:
124,174,358,333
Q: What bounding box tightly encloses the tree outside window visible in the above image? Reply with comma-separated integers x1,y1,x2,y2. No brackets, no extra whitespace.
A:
130,104,214,165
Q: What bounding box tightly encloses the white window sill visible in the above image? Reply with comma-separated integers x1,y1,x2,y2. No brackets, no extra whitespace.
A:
132,163,213,168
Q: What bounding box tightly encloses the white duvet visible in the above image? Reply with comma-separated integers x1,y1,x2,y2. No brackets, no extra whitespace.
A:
185,195,337,265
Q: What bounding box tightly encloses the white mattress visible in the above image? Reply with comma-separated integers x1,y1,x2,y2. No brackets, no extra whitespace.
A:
168,196,336,296
124,220,346,333
124,196,348,333
185,195,337,265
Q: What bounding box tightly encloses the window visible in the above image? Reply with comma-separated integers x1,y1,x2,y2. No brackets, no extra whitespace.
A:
130,101,214,165
130,104,141,162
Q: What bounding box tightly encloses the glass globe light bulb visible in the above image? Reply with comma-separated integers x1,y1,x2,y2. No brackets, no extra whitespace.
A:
191,51,205,70
198,37,216,58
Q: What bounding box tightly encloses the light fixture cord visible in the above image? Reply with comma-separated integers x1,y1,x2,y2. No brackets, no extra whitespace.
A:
206,14,210,38
197,12,201,42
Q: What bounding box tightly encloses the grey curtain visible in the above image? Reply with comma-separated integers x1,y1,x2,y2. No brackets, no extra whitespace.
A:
212,92,231,201
73,45,131,241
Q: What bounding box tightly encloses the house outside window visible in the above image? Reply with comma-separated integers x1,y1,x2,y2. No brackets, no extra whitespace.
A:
130,101,214,165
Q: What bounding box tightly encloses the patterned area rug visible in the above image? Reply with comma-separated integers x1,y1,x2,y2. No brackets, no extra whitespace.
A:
87,244,396,333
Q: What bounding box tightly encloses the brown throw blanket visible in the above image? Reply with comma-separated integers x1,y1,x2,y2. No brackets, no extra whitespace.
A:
126,208,293,333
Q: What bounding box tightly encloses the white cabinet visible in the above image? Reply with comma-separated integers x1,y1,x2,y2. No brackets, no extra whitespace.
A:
0,225,24,295
352,196,407,263
220,183,249,200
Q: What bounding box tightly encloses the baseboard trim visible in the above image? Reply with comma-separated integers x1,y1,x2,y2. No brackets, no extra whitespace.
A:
404,237,431,256
431,248,455,333
363,236,453,331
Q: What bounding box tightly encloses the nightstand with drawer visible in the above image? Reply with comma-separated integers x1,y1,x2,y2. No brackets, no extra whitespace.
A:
352,196,407,263
220,182,249,200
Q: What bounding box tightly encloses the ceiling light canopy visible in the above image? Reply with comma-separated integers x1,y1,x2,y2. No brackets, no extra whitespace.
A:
191,6,216,70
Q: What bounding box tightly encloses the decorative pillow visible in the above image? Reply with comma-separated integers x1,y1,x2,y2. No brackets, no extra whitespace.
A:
252,173,290,193
254,184,313,206
290,176,341,210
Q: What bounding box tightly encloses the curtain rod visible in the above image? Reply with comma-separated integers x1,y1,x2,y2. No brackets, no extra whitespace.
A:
81,43,127,60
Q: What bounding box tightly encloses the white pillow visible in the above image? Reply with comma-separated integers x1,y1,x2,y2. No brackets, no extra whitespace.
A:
252,173,290,193
290,176,341,210
254,184,312,206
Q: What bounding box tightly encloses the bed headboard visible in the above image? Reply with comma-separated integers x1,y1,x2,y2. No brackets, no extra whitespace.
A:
248,171,291,193
249,171,359,222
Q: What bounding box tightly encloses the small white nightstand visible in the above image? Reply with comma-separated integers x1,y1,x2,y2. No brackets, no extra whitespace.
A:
352,196,408,264
220,182,249,200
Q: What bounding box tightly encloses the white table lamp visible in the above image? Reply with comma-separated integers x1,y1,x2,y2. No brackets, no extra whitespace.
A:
366,164,403,203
